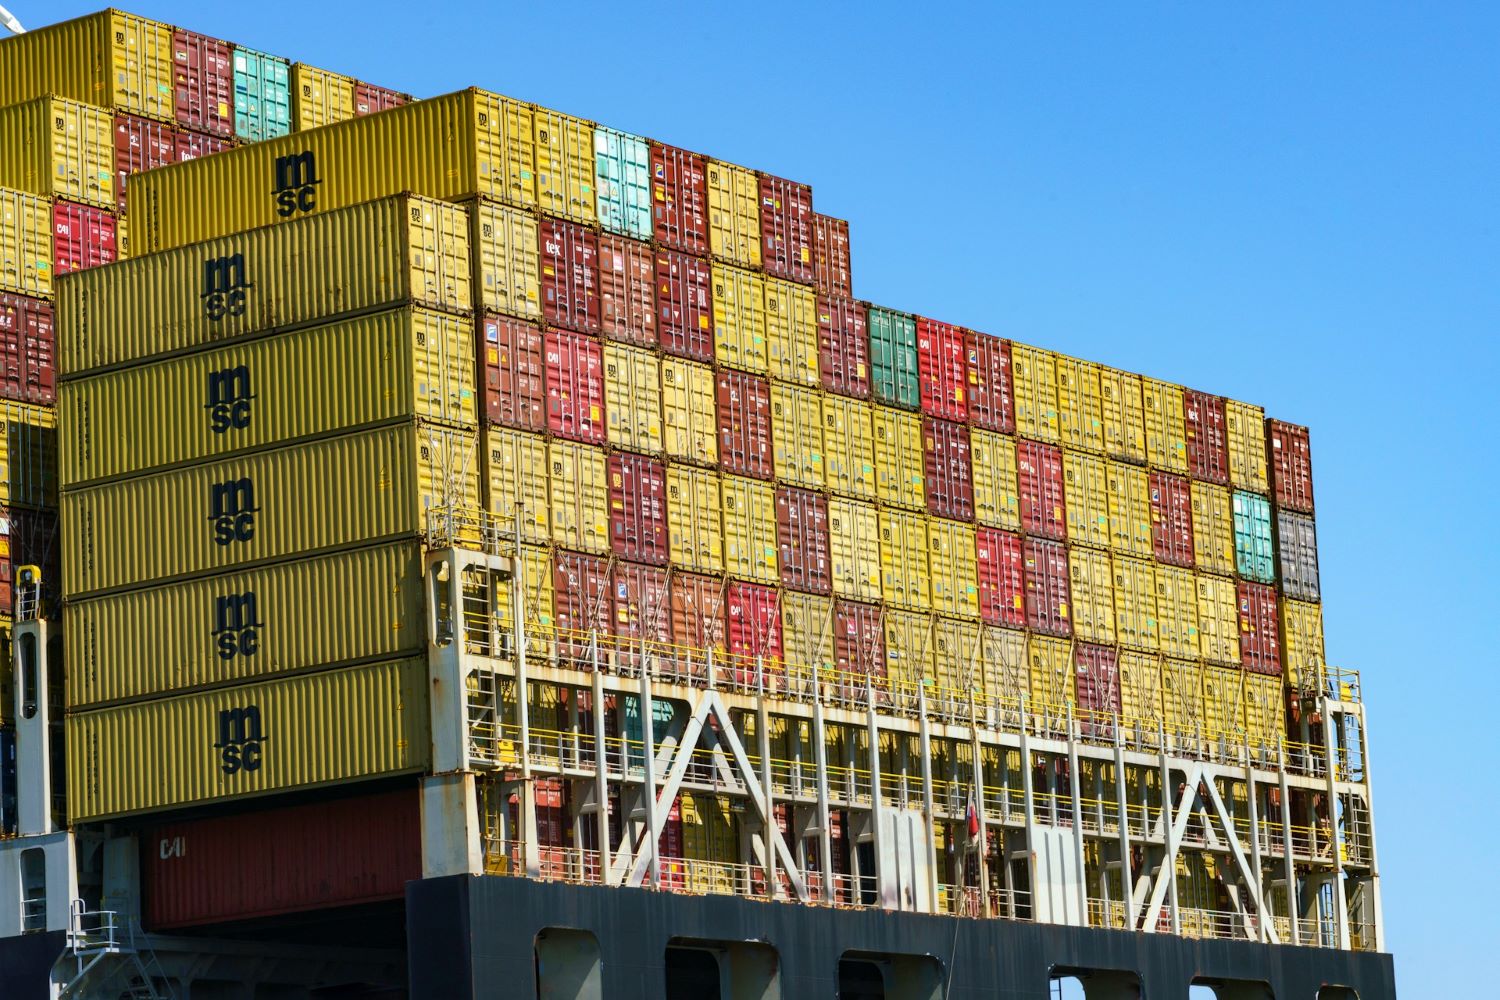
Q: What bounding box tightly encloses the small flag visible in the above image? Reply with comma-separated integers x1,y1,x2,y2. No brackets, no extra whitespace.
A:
967,795,980,839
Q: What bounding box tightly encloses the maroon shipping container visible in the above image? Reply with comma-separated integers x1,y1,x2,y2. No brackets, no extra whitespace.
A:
975,527,1025,628
1237,581,1282,676
598,235,656,347
916,318,967,423
1183,388,1229,485
555,550,613,659
355,82,409,116
716,370,773,479
923,417,974,521
1149,472,1195,568
833,599,884,680
0,506,58,618
1074,643,1121,737
758,174,814,284
509,779,572,877
1267,419,1315,513
143,789,420,930
171,30,234,137
175,128,232,161
816,297,869,398
726,580,783,684
0,294,55,406
480,315,545,430
1022,537,1071,637
52,201,117,275
651,143,708,254
1016,439,1066,541
655,248,713,361
544,329,605,444
670,570,727,682
113,113,176,213
609,454,668,566
611,560,672,668
775,486,831,594
966,332,1014,434
540,216,600,334
811,213,852,299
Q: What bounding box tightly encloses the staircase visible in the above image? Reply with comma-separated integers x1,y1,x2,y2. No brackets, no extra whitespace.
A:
57,901,173,1000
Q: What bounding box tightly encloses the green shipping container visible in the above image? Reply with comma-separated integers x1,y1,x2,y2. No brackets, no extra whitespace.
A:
233,47,291,142
868,307,919,410
1232,490,1275,585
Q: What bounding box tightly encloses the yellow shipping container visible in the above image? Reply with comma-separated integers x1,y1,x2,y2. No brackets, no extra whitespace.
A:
1280,598,1326,690
533,106,597,225
781,591,834,676
61,307,476,487
931,617,983,696
827,497,881,601
1105,460,1153,557
67,658,429,822
1099,367,1147,465
721,474,777,584
1063,451,1110,549
486,427,549,545
496,543,556,632
604,343,663,454
1142,377,1188,474
765,278,819,386
970,428,1020,531
0,96,114,209
1055,356,1105,454
770,382,824,488
1118,651,1164,730
978,625,1028,705
1195,573,1240,665
66,542,424,709
878,508,930,610
822,395,876,500
1012,344,1060,444
1243,672,1285,750
884,609,934,697
1068,546,1116,645
548,440,609,555
660,357,719,466
705,159,761,266
1155,565,1199,659
871,405,926,510
471,199,541,320
927,518,979,620
1161,658,1208,737
0,186,52,298
1028,634,1074,710
666,465,723,573
1112,555,1159,651
57,194,471,376
130,89,540,253
1190,483,1236,577
0,10,174,121
712,263,768,373
1224,400,1269,494
0,400,57,510
1200,663,1245,737
291,64,356,131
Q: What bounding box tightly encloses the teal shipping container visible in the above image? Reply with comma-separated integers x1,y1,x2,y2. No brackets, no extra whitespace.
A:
595,127,652,241
1232,490,1275,584
869,306,920,410
234,46,291,141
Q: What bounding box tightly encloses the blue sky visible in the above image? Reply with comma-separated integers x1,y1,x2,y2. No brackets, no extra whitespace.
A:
37,1,1499,994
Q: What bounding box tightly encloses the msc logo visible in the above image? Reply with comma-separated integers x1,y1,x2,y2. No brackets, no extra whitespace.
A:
212,590,262,661
273,150,320,217
202,253,252,321
208,478,258,546
205,365,253,433
214,704,268,775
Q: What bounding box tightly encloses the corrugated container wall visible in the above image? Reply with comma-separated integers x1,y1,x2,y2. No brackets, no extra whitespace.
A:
1055,357,1104,454
1012,344,1060,444
916,319,967,423
976,528,1024,628
0,10,174,121
656,249,714,362
0,293,55,406
1142,378,1187,474
0,400,56,510
594,128,652,241
1224,400,1268,494
471,200,540,321
706,160,761,267
818,297,869,398
717,370,772,479
827,497,880,602
232,47,290,141
545,330,605,444
291,64,356,131
532,107,596,225
971,429,1020,532
549,441,609,556
1268,419,1315,513
810,213,851,298
923,418,973,522
776,487,830,595
172,30,235,138
598,235,656,347
652,143,708,254
1016,440,1065,541
1022,537,1071,637
114,112,177,214
1237,581,1281,676
758,174,813,283
1183,388,1229,485
1,187,55,299
0,97,115,210
481,316,545,431
1099,368,1147,465
661,358,718,466
868,308,919,410
1275,509,1320,602
52,201,118,276
966,332,1013,434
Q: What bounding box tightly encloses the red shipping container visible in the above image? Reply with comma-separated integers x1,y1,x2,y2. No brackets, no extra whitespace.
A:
540,217,600,334
726,580,783,685
113,113,177,213
598,235,657,347
0,506,58,618
1016,439,1067,541
554,550,613,660
1267,419,1315,513
143,789,420,930
975,527,1025,628
916,318,967,422
775,486,831,594
758,174,814,284
0,293,55,406
609,454,668,566
1148,472,1195,568
480,315,545,430
833,599,885,681
1074,643,1121,737
355,83,409,116
1237,581,1282,676
811,213,852,299
1183,388,1229,485
965,332,1014,434
175,128,232,161
716,370,773,479
545,330,605,444
1022,537,1072,637
52,201,117,275
651,143,708,254
611,560,672,668
655,248,713,361
172,30,234,137
817,297,869,398
509,779,572,879
670,570,727,683
923,417,974,521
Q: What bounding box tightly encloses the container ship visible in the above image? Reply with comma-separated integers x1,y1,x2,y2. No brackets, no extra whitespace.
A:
0,9,1393,998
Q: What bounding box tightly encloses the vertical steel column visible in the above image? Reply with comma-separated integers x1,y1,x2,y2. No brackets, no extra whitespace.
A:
640,657,661,888
1113,723,1134,930
917,688,938,913
813,695,835,902
1322,703,1351,950
1159,728,1180,935
592,666,610,882
1018,694,1038,920
1245,741,1267,942
758,698,776,899
866,692,886,907
513,519,537,878
1066,702,1087,921
1279,745,1299,946
971,719,992,919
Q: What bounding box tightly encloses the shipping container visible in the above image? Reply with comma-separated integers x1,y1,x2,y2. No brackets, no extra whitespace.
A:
1155,565,1198,660
655,248,713,361
598,235,656,346
975,528,1024,629
1022,537,1070,637
602,343,663,454
726,580,782,680
533,107,597,225
868,307,919,410
1160,658,1204,738
1063,452,1110,550
1190,482,1235,577
494,542,556,635
660,357,718,466
716,370,773,479
1275,509,1320,602
826,497,880,602
548,440,610,556
1112,555,1158,651
871,405,926,510
1068,545,1115,645
781,590,834,677
471,199,541,321
712,263,768,373
172,30,234,137
1149,472,1195,568
927,518,979,620
811,213,851,299
355,83,408,116
1016,439,1066,541
1195,573,1240,666
916,318,967,423
1142,377,1187,474
609,453,668,567
0,96,114,210
594,127,652,241
1232,490,1276,585
775,487,830,595
765,279,819,386
0,506,58,620
923,417,974,521
1011,344,1060,444
1280,598,1325,689
67,658,428,822
883,609,934,698
174,128,231,161
611,560,672,663
1,10,174,121
485,426,549,545
721,475,778,584
480,316,545,432
113,111,176,213
545,329,605,444
1183,388,1229,485
770,382,825,488
931,617,983,700
1243,672,1284,750
1224,400,1268,494
879,508,930,611
670,571,727,676
1099,367,1147,465
666,465,723,574
52,200,118,276
0,400,55,510
965,332,1013,434
67,541,424,708
816,296,869,398
1055,356,1105,455
540,216,600,334
1027,635,1073,711
758,174,814,283
705,160,761,267
0,187,54,298
232,47,290,141
834,599,884,685
970,428,1020,531
0,293,55,406
144,788,421,930
1075,644,1121,733
1237,580,1281,676
1200,664,1245,737
978,625,1028,708
651,143,708,254
62,307,477,486
291,64,355,131
1118,651,1164,734
553,551,612,658
1267,419,1315,513
1105,460,1153,558
822,395,876,500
